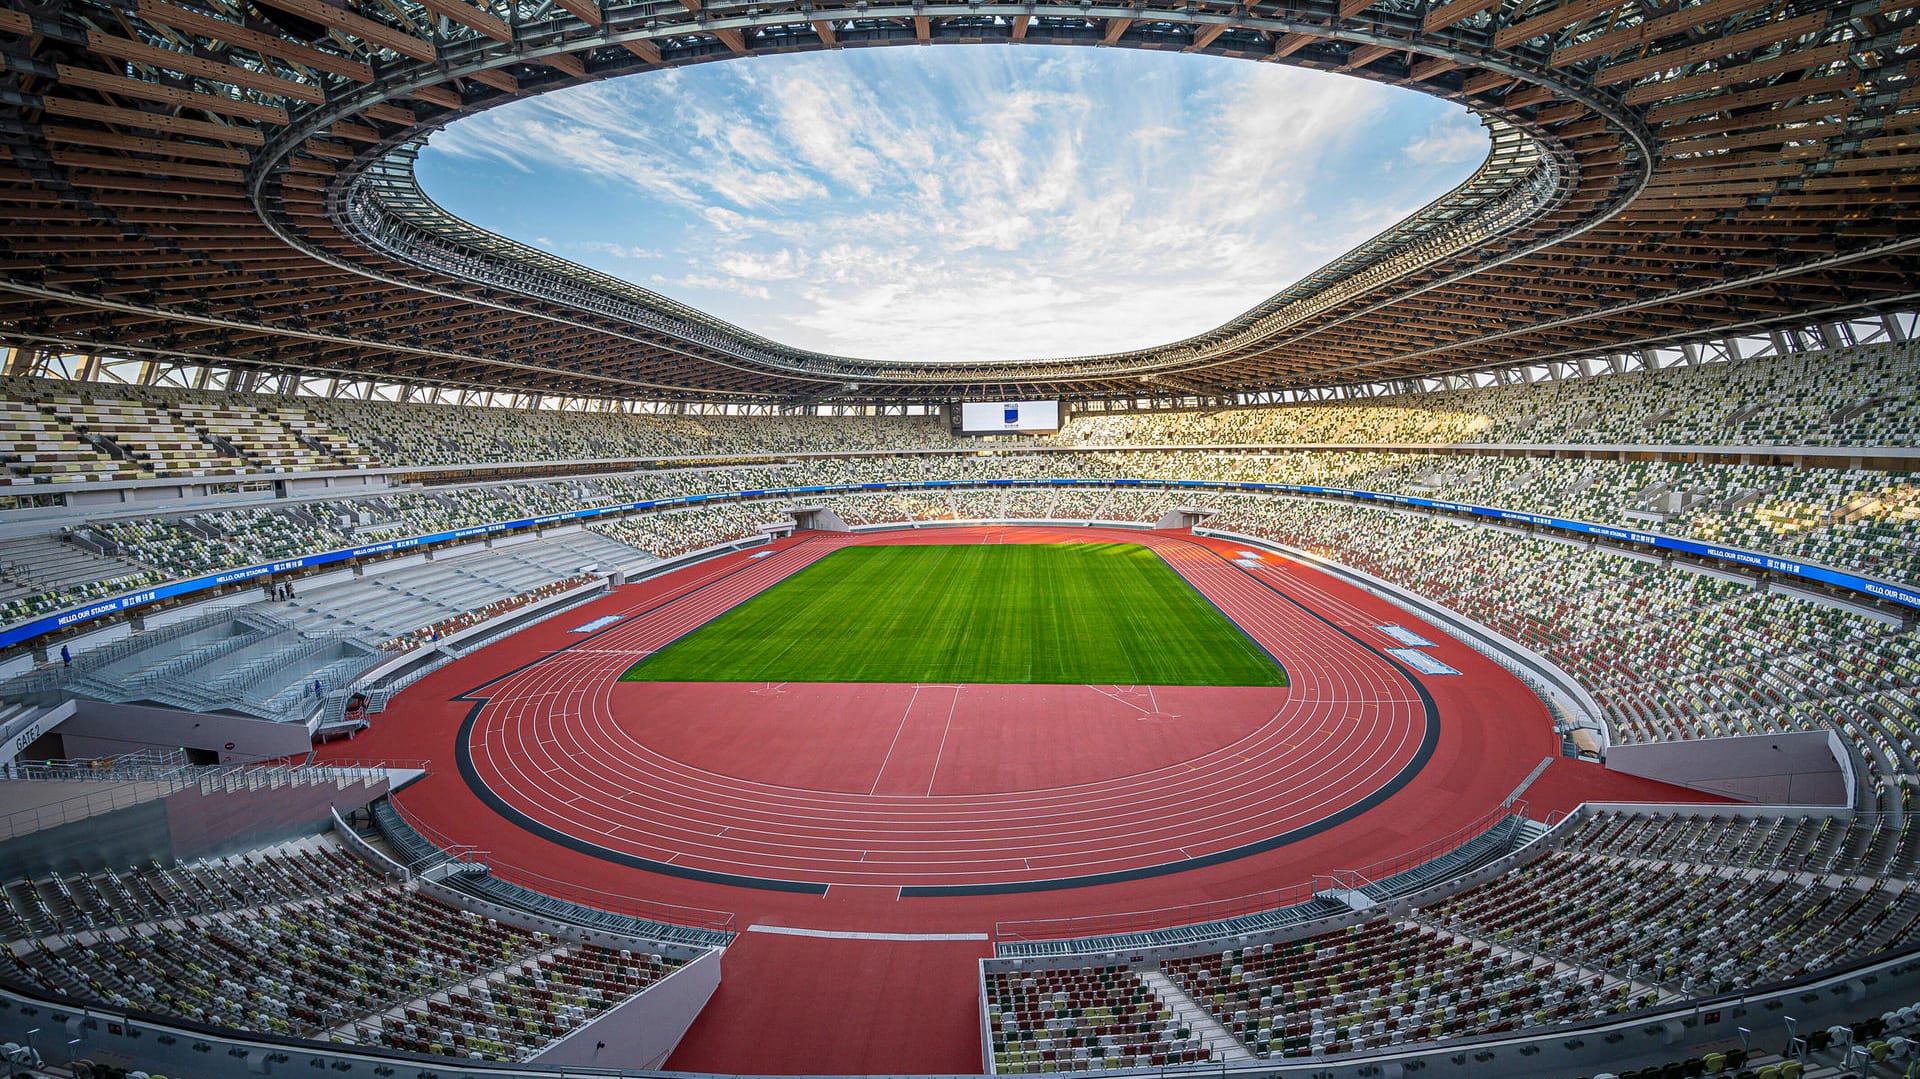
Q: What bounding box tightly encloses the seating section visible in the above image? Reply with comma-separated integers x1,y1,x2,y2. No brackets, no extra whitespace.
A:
352,944,679,1060
1414,816,1920,997
0,397,140,482
0,836,682,1062
14,442,1915,635
0,532,161,626
1063,339,1920,448
986,809,1920,1072
380,574,597,651
296,396,956,466
1163,921,1631,1059
12,608,383,723
0,840,380,939
985,965,1222,1072
1202,497,1920,801
0,340,1914,489
40,391,243,477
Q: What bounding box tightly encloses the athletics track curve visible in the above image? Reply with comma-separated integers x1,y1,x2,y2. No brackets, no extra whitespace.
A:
456,528,1436,893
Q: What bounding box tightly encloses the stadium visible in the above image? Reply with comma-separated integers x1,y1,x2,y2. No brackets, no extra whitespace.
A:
0,0,1919,1076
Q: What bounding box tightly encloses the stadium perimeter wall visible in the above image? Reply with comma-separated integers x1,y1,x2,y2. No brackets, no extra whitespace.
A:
0,769,388,878
528,951,721,1070
1605,730,1853,805
55,699,315,762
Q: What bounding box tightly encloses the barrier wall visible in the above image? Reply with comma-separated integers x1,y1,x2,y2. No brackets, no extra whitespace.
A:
0,769,388,878
55,699,315,763
529,951,722,1070
1605,730,1852,805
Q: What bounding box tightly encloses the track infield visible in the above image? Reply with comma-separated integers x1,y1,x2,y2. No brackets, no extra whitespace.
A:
620,541,1288,686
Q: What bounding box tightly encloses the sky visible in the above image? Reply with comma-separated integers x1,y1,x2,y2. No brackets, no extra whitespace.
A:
417,45,1489,365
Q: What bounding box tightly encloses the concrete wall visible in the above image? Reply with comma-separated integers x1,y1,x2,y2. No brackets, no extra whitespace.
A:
528,949,722,1070
162,774,389,861
55,699,312,764
0,773,385,878
1606,730,1849,805
0,797,172,878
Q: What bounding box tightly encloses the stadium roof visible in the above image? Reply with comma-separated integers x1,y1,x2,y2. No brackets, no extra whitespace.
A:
0,0,1915,405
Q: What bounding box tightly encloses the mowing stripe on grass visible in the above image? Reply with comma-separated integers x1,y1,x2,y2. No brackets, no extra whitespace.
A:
622,542,1286,686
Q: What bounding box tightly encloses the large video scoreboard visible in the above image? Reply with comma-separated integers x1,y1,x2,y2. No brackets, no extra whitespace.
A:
958,401,1061,434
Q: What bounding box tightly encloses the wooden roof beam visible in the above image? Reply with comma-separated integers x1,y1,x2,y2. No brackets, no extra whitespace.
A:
1423,0,1500,33
133,0,375,82
542,51,588,78
620,37,663,63
1264,31,1315,59
1597,11,1830,86
40,97,266,145
1186,22,1227,50
44,65,287,124
249,0,436,61
413,0,513,43
1340,42,1394,70
83,30,325,104
468,67,519,92
410,83,463,108
550,0,604,26
1552,0,1758,66
1622,42,1852,106
1494,0,1627,49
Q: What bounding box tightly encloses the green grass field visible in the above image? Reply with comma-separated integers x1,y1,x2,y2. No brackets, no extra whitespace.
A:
621,542,1286,686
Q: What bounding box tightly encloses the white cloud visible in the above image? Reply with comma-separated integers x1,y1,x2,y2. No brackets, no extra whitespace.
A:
421,47,1483,364
572,241,661,261
1403,114,1489,167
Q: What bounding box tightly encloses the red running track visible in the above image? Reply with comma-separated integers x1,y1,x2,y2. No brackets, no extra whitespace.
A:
460,528,1432,892
318,526,1719,1075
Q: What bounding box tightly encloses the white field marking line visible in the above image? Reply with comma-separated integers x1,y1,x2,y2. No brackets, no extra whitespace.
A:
1084,684,1151,714
868,685,924,795
924,685,964,797
746,925,989,941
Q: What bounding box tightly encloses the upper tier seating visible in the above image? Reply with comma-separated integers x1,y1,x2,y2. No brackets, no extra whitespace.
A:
1062,340,1920,448
0,339,1913,490
21,447,1913,630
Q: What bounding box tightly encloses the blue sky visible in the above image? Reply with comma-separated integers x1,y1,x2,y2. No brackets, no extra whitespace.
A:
418,46,1487,364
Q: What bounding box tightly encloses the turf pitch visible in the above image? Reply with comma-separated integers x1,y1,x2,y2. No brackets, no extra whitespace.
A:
621,542,1288,686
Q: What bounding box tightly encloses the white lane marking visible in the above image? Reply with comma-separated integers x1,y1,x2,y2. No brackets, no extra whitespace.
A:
747,924,989,941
